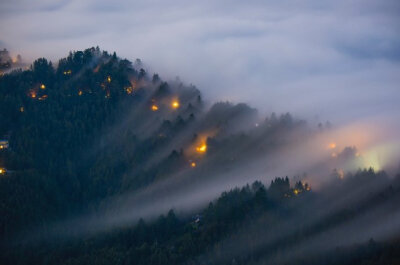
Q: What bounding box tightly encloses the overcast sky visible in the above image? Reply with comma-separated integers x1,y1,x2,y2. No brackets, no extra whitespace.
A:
1,0,399,122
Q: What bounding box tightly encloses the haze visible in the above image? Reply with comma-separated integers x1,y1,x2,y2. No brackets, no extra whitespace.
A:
1,0,399,121
2,2,400,263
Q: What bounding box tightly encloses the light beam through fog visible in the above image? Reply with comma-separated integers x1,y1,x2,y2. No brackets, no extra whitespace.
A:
19,99,400,242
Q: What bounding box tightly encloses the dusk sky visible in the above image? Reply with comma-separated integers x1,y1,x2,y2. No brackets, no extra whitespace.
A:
1,0,399,121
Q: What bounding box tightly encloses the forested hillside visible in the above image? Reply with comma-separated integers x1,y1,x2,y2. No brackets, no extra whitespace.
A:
0,48,399,265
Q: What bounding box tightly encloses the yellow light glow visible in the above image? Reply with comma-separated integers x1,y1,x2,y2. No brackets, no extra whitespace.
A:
20,106,24,112
171,100,180,109
107,76,111,83
196,144,207,153
188,130,219,156
361,150,382,171
293,189,299,195
40,84,46,89
125,87,133,94
151,105,159,111
191,162,196,167
0,168,4,174
78,90,83,96
30,91,37,98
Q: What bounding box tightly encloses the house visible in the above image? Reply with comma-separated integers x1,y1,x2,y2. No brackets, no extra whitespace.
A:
0,140,9,149
192,214,203,224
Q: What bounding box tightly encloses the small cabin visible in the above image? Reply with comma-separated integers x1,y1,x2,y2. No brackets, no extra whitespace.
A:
192,214,203,224
0,140,9,149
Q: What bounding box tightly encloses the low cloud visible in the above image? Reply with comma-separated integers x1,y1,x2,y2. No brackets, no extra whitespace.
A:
0,0,399,123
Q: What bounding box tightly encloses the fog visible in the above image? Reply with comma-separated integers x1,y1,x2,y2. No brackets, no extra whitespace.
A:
18,93,400,243
2,1,400,262
1,0,399,121
195,169,399,264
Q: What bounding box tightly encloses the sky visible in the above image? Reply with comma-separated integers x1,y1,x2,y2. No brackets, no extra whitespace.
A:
0,0,400,122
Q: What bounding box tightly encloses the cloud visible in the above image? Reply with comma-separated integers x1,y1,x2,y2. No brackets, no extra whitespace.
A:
0,0,399,169
1,1,399,110
1,0,399,199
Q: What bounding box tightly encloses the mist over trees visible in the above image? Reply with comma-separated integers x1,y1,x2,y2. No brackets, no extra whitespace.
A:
0,48,399,265
0,49,23,74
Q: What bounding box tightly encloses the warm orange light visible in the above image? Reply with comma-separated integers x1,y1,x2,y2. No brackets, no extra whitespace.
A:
20,106,24,112
196,144,207,153
107,76,111,83
171,100,180,109
187,130,217,156
78,90,83,96
38,95,48,101
293,189,299,195
328,142,336,149
30,91,37,98
191,162,196,167
40,84,46,90
125,87,133,94
0,168,4,174
151,105,159,111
